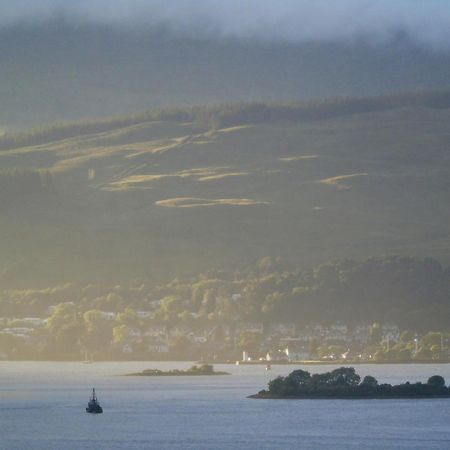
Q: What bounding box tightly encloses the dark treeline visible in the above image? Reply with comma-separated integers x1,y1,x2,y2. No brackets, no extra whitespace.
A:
2,90,450,151
238,256,450,330
256,367,450,399
0,169,55,202
1,255,449,331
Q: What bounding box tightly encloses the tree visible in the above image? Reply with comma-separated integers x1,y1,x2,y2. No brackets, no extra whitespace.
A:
361,375,378,387
160,296,184,322
238,331,262,353
45,303,82,356
369,322,382,344
81,310,112,355
422,332,443,348
116,307,139,327
328,367,361,386
268,376,285,395
311,367,361,387
427,375,445,388
112,324,130,344
286,369,311,387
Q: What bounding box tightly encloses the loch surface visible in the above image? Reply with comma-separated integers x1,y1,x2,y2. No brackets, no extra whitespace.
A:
0,362,449,450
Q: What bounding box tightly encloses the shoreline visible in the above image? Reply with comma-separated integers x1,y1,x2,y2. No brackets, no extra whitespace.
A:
0,359,449,364
125,371,230,376
236,360,450,365
248,393,450,400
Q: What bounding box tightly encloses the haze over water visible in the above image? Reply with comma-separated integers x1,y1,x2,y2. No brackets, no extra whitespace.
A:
0,362,449,449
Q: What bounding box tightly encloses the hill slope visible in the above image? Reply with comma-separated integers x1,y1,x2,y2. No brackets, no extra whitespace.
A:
1,95,450,286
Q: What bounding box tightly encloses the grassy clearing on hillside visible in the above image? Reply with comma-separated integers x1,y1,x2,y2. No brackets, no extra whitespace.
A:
106,167,250,190
197,172,249,182
279,155,319,162
318,173,369,189
155,197,270,208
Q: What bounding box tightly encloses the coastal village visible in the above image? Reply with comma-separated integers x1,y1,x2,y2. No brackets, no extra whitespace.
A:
0,300,448,362
0,255,448,362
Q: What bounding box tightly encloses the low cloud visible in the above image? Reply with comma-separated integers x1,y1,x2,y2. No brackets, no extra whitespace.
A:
1,0,450,49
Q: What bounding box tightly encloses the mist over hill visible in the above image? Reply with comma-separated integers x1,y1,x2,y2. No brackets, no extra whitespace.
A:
1,94,450,287
3,22,450,129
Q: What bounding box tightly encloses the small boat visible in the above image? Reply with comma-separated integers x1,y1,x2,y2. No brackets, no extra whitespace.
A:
86,388,103,414
266,364,272,371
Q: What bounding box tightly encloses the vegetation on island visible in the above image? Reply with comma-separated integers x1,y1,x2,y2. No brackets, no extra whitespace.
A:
126,364,229,376
251,367,450,399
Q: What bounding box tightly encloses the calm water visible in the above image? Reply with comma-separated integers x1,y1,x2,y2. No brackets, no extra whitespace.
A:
0,362,449,449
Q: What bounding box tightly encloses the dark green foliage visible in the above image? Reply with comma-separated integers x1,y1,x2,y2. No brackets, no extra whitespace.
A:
316,257,445,328
240,256,450,330
361,375,378,387
287,369,311,385
308,367,360,389
427,375,446,388
129,364,228,376
0,109,197,151
2,91,450,151
1,255,450,330
267,376,286,395
187,364,214,374
262,367,450,398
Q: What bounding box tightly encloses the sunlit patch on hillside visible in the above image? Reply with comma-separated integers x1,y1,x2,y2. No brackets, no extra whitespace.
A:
215,125,254,134
126,137,188,158
181,167,229,176
318,173,368,190
198,172,248,182
155,197,269,208
279,155,318,162
127,132,215,158
106,167,248,189
102,184,154,192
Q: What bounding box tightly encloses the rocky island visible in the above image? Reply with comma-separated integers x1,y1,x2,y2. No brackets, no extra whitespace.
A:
126,364,230,376
250,367,450,399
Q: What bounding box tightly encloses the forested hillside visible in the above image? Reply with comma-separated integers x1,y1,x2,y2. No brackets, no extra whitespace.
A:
1,93,450,289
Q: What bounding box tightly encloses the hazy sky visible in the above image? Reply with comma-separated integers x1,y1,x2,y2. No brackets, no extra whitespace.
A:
1,0,450,48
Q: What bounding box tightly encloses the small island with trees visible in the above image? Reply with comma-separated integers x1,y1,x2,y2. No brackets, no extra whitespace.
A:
125,364,230,376
250,367,450,399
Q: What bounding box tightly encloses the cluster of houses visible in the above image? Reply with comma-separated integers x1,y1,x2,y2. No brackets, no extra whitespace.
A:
240,322,401,362
0,317,47,340
0,304,404,360
98,319,402,360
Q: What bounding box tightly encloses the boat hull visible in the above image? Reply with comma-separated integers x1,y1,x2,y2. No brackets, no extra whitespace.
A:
86,406,103,414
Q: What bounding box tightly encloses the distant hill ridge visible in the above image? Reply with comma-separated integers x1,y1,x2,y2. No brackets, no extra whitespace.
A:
2,90,450,151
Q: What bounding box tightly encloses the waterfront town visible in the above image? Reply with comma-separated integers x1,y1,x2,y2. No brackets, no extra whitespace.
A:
0,255,449,362
0,301,448,362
